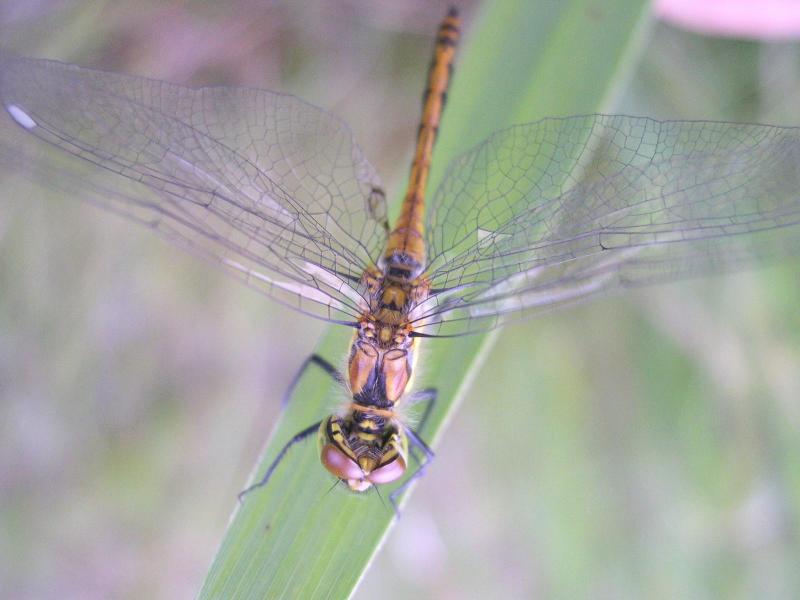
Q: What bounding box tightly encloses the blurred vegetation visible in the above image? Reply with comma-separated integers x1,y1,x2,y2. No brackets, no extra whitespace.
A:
0,1,799,599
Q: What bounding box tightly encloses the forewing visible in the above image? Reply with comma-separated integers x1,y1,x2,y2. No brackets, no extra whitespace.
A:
419,115,800,335
0,52,388,322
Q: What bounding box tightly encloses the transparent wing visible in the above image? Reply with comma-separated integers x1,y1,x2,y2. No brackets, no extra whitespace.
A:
417,115,800,335
0,52,389,322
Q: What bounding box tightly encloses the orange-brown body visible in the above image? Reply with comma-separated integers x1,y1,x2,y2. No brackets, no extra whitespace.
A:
319,9,460,491
346,10,460,411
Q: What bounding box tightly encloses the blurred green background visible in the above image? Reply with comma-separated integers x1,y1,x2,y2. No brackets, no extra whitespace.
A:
1,1,799,599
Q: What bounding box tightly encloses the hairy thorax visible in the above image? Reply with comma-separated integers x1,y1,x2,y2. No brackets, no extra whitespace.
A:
347,264,430,405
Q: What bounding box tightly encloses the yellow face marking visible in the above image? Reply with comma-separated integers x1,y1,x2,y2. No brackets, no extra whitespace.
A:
320,417,358,462
349,404,398,419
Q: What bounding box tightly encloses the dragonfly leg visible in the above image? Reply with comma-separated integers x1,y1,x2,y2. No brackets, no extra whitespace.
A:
238,420,322,502
281,353,344,409
239,355,341,502
409,387,437,432
389,426,435,515
405,387,437,463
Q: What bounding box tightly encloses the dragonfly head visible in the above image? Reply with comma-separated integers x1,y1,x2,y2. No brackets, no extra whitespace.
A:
318,416,408,492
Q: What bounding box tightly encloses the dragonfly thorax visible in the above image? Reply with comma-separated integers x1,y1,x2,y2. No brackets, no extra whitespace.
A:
349,326,416,403
362,261,430,320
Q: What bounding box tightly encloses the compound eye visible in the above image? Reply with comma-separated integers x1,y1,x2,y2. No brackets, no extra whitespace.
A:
367,455,407,485
320,444,363,480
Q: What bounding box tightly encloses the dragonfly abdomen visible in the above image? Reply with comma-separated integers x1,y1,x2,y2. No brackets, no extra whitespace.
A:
383,8,461,272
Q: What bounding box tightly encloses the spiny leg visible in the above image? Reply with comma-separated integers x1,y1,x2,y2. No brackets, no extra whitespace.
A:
409,387,437,433
281,353,344,409
405,387,437,463
239,354,342,501
238,420,322,502
389,426,435,515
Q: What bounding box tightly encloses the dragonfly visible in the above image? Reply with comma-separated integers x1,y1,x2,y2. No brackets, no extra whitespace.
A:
2,8,800,506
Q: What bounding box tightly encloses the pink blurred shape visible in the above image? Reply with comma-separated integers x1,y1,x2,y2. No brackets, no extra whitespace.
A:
655,0,800,40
